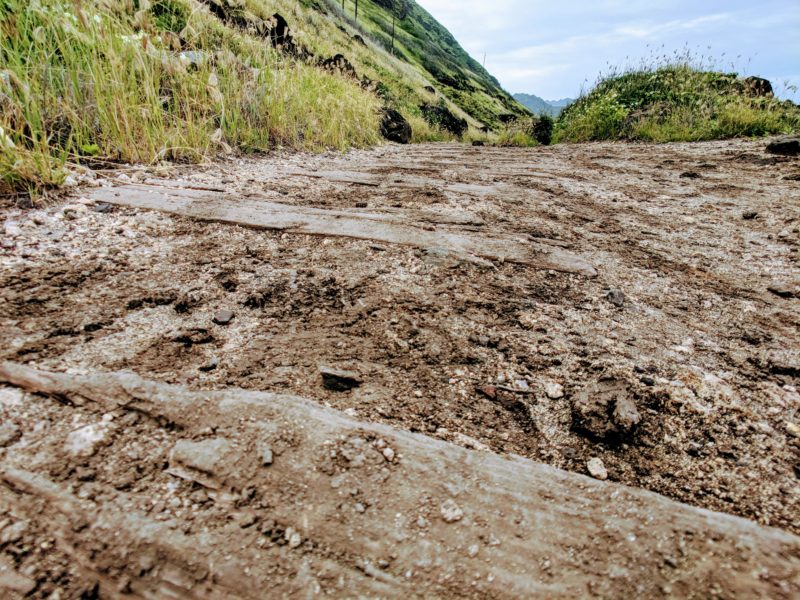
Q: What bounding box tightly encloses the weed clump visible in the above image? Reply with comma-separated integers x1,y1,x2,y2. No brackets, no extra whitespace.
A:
0,0,381,195
555,53,799,143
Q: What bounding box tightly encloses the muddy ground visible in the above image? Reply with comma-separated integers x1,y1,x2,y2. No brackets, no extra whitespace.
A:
1,139,799,597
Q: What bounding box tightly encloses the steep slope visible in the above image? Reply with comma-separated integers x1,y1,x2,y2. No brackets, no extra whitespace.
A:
273,0,530,128
0,0,526,194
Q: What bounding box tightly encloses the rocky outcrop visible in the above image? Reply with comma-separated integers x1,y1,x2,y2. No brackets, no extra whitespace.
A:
742,76,774,98
420,103,468,137
379,108,412,144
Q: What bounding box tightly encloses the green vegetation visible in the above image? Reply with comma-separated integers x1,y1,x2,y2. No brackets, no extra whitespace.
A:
0,0,530,195
0,0,387,194
555,60,800,143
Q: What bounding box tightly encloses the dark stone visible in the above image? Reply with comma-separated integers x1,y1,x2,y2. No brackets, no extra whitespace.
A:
380,108,412,144
639,376,655,387
767,285,795,299
92,202,114,213
742,76,774,98
424,85,436,94
320,366,362,391
269,13,291,47
353,34,366,46
766,137,800,156
532,115,553,146
420,104,468,138
213,309,235,325
472,140,485,147
680,172,701,179
572,378,641,440
320,54,357,78
606,290,625,307
743,211,759,220
173,328,215,347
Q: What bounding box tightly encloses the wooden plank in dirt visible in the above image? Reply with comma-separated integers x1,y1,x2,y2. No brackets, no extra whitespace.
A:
88,183,597,276
1,362,798,599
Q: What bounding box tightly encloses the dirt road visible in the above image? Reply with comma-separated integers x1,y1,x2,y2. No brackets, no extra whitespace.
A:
1,139,799,597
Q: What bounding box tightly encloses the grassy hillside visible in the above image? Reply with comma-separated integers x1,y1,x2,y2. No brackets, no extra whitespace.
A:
0,0,527,195
555,63,800,143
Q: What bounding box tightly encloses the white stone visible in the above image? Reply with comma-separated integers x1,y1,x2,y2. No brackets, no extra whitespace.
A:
440,499,464,523
65,421,114,457
545,381,564,399
587,457,608,481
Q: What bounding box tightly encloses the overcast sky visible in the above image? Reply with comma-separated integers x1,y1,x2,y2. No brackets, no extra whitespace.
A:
417,0,800,101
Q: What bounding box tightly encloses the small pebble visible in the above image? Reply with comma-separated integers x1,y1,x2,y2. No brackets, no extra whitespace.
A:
587,457,608,480
606,290,625,307
440,499,464,523
213,310,235,325
545,382,564,399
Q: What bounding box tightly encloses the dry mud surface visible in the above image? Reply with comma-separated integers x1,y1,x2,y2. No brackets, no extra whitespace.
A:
1,139,799,597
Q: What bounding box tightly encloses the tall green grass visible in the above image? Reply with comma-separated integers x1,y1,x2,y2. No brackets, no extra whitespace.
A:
0,0,381,195
554,51,800,143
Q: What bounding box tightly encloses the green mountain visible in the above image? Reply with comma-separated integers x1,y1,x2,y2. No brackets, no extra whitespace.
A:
514,93,573,116
295,0,531,129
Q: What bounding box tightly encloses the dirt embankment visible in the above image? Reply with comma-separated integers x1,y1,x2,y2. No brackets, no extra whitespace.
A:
1,139,799,597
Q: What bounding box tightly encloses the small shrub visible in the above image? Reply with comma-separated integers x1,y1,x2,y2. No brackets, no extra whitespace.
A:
554,57,800,143
150,0,190,34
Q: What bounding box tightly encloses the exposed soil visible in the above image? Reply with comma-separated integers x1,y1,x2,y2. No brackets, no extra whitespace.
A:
1,139,799,597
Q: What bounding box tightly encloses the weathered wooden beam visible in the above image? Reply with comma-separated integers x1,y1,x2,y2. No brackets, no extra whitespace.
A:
87,183,597,276
1,362,797,598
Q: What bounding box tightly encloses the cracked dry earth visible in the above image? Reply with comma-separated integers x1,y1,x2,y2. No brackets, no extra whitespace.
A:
1,139,799,598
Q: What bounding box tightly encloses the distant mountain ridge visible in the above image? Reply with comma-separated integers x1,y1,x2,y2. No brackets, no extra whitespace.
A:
513,93,574,116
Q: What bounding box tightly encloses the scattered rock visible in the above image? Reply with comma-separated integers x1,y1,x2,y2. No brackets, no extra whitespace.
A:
92,202,114,213
572,378,641,440
544,381,564,399
420,104,468,138
173,328,214,347
260,444,274,466
62,204,87,220
679,172,701,179
606,290,625,307
639,375,655,387
787,423,800,438
170,437,232,477
587,457,608,480
472,140,485,147
65,418,115,457
440,499,464,523
0,556,36,596
477,385,498,400
766,137,800,156
380,108,412,144
213,309,235,325
320,54,357,78
286,528,303,548
320,366,362,391
199,357,220,372
0,422,21,447
742,211,758,220
767,285,795,299
742,76,774,98
382,447,395,462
